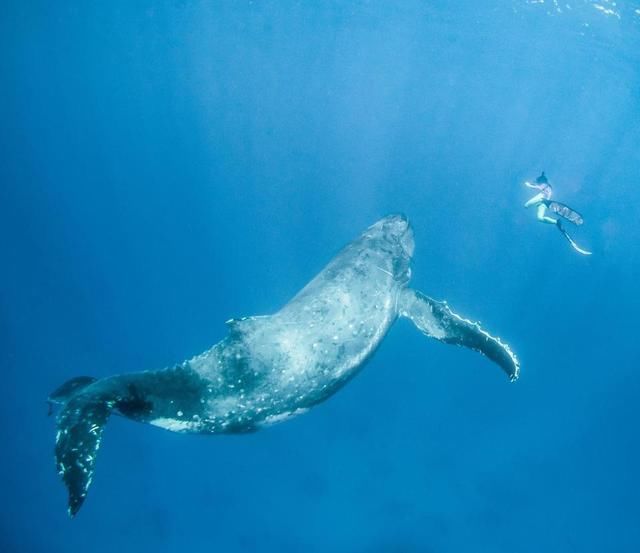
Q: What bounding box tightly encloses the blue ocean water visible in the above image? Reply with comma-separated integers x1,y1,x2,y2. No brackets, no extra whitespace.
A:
2,1,639,551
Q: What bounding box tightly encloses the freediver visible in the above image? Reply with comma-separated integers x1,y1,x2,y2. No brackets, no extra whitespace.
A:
523,172,592,255
524,172,557,225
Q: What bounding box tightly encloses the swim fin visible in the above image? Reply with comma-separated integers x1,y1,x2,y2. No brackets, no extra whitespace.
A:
557,224,592,255
543,200,584,226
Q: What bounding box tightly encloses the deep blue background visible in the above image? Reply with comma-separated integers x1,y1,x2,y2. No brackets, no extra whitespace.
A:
2,1,639,552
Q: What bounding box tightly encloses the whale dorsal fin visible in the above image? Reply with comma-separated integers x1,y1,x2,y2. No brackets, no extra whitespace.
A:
225,316,270,335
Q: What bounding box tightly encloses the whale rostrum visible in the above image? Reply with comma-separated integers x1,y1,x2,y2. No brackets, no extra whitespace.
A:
50,215,519,516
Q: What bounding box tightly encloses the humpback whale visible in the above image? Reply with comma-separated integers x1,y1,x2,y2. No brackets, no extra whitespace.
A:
50,214,519,516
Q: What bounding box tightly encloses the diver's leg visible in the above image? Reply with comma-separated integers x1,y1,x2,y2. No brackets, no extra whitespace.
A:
524,192,544,208
397,288,519,381
536,203,558,225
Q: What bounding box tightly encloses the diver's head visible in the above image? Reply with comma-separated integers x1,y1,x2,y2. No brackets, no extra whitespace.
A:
536,172,548,184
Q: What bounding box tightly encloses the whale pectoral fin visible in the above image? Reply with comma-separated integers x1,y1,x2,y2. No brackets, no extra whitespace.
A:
398,288,520,381
55,394,114,516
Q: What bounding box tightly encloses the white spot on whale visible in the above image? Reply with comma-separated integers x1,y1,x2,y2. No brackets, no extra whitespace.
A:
261,407,309,427
150,417,198,432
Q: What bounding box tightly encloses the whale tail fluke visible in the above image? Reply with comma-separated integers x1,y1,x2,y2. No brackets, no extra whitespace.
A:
53,384,115,517
48,376,97,415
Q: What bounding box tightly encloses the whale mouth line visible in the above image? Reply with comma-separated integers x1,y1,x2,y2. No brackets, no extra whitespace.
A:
372,214,415,259
398,225,415,259
388,216,415,259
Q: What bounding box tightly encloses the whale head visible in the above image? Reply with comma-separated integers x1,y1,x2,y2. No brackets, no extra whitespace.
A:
366,214,414,256
358,214,414,285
